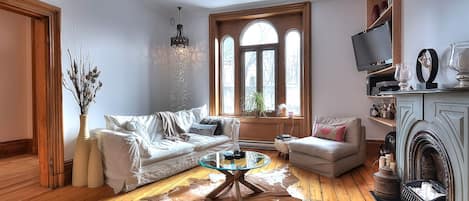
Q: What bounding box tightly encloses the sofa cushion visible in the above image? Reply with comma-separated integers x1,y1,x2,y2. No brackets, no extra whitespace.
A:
200,118,223,135
189,123,217,136
314,117,361,146
141,140,195,166
313,123,347,142
191,105,208,123
185,133,230,151
289,136,358,161
104,114,162,145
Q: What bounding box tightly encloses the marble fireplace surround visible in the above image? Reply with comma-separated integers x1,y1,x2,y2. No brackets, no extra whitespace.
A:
392,89,469,201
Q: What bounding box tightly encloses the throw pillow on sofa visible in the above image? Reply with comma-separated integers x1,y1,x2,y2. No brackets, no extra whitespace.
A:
200,118,224,135
104,114,161,144
313,123,347,142
189,123,218,136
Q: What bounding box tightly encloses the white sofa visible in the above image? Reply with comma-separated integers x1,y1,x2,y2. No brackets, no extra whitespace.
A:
92,106,240,193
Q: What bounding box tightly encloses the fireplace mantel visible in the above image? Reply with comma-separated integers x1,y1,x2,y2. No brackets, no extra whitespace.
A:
393,90,469,201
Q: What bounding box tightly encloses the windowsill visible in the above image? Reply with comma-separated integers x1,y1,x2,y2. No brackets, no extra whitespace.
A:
218,115,305,120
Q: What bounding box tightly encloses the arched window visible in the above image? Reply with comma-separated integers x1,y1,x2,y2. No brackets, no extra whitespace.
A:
240,21,278,46
285,30,301,115
240,20,278,112
221,36,235,114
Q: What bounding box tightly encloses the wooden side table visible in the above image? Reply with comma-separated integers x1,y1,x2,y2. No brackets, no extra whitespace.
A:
274,136,298,160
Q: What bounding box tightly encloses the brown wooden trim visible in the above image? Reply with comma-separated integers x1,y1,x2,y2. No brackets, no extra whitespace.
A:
392,0,401,65
0,139,33,158
209,2,312,137
302,1,312,136
0,0,64,188
64,160,73,185
209,2,308,21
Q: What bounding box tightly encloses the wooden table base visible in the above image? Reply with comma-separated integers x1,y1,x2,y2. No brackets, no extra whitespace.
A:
206,169,263,201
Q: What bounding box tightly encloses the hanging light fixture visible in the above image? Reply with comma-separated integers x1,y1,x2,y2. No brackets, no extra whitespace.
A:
170,7,189,48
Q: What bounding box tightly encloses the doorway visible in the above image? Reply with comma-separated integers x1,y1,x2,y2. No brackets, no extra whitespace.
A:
0,1,64,188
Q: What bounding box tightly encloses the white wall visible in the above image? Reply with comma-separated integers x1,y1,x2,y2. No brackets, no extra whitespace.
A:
42,0,168,160
403,0,469,88
166,0,393,140
0,9,33,142
311,0,393,140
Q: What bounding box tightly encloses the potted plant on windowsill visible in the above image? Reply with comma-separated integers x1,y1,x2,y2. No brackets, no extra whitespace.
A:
243,92,266,118
63,50,103,187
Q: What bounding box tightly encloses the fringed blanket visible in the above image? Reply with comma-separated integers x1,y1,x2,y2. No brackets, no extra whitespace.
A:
155,111,189,141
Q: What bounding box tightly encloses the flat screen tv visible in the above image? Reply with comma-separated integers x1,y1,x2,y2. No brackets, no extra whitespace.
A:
352,22,392,72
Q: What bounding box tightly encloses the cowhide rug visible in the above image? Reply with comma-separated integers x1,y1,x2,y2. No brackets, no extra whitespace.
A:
142,166,302,201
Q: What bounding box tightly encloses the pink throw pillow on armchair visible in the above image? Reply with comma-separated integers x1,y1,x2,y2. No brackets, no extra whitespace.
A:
313,123,347,142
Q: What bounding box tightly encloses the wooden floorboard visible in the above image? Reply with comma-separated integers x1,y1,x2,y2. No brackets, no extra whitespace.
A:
1,150,379,201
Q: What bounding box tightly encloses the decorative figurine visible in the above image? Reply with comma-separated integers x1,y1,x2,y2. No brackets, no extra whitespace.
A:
416,49,438,89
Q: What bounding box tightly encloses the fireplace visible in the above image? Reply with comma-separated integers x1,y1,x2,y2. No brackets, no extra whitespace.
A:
407,131,453,200
394,91,469,201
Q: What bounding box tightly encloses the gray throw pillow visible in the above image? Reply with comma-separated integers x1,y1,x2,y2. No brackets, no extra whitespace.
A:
189,123,217,136
200,118,224,135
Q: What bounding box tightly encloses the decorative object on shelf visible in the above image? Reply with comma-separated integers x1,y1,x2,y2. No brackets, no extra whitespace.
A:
394,63,412,91
87,138,104,188
416,49,439,89
448,41,469,88
370,104,380,117
170,7,189,48
63,49,103,187
370,103,395,120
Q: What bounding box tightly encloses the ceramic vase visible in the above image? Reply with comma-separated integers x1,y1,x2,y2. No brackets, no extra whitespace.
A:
72,115,90,187
87,138,104,188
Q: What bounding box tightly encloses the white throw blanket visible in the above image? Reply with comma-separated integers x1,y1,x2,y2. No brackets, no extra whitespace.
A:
155,111,189,141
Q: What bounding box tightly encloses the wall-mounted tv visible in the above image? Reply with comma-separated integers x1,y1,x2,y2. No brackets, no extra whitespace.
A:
352,22,392,72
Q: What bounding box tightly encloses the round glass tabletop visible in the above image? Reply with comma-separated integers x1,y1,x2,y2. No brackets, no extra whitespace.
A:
199,151,271,171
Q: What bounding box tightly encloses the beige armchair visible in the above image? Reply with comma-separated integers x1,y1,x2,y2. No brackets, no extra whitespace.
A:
288,117,366,177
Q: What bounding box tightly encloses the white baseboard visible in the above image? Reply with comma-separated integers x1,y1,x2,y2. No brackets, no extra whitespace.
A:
238,140,276,150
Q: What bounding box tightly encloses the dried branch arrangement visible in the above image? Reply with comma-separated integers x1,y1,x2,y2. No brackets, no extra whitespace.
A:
63,49,103,115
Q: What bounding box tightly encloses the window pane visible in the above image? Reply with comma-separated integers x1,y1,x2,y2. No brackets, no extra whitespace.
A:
244,51,257,111
240,21,278,46
285,30,301,115
263,50,275,111
221,37,234,114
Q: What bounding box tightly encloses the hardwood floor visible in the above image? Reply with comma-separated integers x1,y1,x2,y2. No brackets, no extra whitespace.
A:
0,155,50,201
1,151,379,201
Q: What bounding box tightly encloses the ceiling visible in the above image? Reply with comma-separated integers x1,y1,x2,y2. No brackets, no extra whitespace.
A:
152,0,268,9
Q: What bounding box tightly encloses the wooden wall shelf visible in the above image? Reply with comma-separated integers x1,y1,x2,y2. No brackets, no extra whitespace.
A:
367,65,396,77
368,117,396,128
367,95,395,99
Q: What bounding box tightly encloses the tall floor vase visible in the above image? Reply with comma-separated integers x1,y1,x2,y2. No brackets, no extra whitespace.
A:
72,115,90,187
88,138,104,188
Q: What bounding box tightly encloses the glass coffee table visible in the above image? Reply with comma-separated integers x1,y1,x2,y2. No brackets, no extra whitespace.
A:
199,151,271,201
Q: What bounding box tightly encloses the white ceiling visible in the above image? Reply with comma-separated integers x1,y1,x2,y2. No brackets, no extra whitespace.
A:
151,0,268,9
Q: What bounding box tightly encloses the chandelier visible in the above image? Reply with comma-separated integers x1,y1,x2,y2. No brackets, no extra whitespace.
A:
170,7,189,48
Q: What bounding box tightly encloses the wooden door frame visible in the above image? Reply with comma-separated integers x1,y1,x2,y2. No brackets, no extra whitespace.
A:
0,0,64,188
